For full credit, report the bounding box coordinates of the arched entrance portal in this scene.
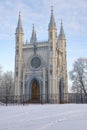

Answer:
[31,79,40,100]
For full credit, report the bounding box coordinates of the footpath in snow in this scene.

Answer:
[0,104,87,130]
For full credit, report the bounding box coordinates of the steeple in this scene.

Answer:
[16,12,23,34]
[30,24,37,44]
[48,6,56,30]
[58,20,65,39]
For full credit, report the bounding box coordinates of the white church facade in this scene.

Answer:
[14,7,68,103]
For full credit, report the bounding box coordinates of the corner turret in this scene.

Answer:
[14,12,24,98]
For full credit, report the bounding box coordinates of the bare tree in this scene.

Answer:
[2,71,14,97]
[0,65,2,72]
[69,58,87,96]
[0,65,3,90]
[0,64,2,79]
[0,68,14,103]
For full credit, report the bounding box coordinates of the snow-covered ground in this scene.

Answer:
[0,104,87,130]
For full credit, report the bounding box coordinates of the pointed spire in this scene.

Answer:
[48,6,56,30]
[60,19,65,35]
[30,24,37,44]
[16,11,23,34]
[58,19,65,39]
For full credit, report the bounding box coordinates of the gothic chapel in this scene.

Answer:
[14,6,68,103]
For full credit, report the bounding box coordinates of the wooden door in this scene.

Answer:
[32,80,40,99]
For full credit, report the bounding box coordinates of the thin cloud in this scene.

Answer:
[0,0,87,40]
[0,0,87,74]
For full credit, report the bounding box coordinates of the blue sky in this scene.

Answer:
[0,0,87,87]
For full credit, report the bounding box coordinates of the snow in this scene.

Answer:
[0,104,87,130]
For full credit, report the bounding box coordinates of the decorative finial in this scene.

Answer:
[19,11,21,16]
[33,24,34,30]
[61,19,63,25]
[51,5,53,12]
